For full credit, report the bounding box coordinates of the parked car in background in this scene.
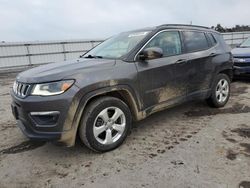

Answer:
[11,24,233,152]
[232,37,250,76]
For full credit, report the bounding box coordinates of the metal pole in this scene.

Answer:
[91,41,95,48]
[62,43,66,61]
[25,44,32,66]
[231,32,233,46]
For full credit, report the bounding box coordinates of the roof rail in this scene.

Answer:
[157,24,210,29]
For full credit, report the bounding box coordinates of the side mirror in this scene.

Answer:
[138,47,163,61]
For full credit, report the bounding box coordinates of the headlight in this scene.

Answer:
[31,80,74,96]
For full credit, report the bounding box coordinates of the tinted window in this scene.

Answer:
[207,33,217,46]
[145,31,182,57]
[183,31,209,52]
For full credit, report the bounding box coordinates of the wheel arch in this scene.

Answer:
[60,85,144,147]
[80,87,142,122]
[218,69,233,81]
[70,85,146,145]
[210,65,233,89]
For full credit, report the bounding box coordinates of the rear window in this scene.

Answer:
[183,31,209,52]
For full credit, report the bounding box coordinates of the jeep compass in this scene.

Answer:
[11,24,233,152]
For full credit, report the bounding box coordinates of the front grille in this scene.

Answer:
[234,56,250,59]
[13,81,31,98]
[234,62,250,67]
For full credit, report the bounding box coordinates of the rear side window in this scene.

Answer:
[183,31,209,53]
[207,33,217,46]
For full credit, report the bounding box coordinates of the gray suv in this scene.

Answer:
[11,24,233,152]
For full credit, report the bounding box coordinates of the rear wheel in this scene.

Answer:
[207,73,230,108]
[78,96,132,152]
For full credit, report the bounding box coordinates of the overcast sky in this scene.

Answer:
[0,0,249,42]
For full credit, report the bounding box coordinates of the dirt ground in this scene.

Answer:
[0,71,249,188]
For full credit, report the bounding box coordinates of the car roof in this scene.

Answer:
[128,24,219,34]
[157,24,219,33]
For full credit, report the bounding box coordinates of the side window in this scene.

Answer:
[207,33,217,47]
[145,31,182,57]
[183,31,209,52]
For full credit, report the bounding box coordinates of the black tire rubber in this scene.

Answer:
[78,96,132,152]
[206,73,231,108]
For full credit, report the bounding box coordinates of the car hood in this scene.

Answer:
[16,58,116,83]
[232,47,250,57]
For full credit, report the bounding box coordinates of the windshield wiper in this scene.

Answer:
[83,54,103,59]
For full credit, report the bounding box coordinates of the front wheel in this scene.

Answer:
[207,73,231,108]
[78,96,132,152]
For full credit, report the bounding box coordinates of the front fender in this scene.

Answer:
[59,84,143,146]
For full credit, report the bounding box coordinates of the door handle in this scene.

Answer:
[175,59,187,64]
[209,53,218,57]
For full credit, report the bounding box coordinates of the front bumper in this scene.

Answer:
[14,119,61,141]
[234,65,250,76]
[10,85,80,144]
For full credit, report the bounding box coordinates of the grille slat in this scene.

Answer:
[23,84,30,96]
[13,81,31,98]
[17,83,21,96]
[19,84,23,96]
[234,62,250,67]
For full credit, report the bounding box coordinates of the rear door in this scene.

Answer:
[181,30,214,96]
[135,30,189,110]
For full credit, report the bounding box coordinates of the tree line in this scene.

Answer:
[211,24,250,33]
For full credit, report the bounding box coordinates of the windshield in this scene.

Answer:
[83,31,150,59]
[240,37,250,47]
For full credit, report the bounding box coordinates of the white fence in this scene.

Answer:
[0,31,250,69]
[223,31,250,47]
[0,39,103,68]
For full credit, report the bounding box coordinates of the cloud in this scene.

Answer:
[0,0,249,42]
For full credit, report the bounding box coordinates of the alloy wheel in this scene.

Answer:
[216,79,229,103]
[93,107,126,145]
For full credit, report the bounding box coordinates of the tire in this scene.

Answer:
[78,96,132,152]
[206,73,231,108]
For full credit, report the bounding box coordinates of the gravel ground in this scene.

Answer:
[0,71,249,188]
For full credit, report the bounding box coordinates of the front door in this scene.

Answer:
[135,30,188,110]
